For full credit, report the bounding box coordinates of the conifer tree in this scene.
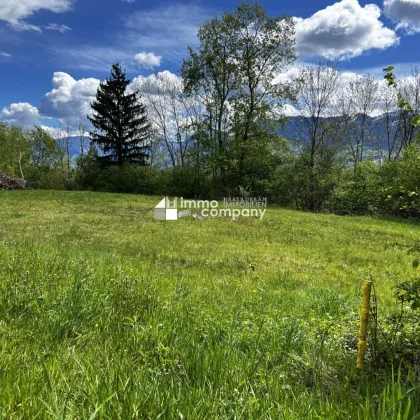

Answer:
[88,63,150,166]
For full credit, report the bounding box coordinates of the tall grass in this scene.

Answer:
[0,191,419,418]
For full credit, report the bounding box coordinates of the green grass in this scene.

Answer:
[0,190,419,418]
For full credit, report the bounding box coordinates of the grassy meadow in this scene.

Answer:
[0,190,419,419]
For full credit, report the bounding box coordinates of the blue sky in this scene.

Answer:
[0,0,419,127]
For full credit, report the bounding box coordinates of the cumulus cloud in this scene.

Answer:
[341,71,363,85]
[273,66,303,85]
[1,102,41,126]
[281,104,302,117]
[277,65,365,86]
[26,71,182,125]
[45,23,71,33]
[39,72,100,119]
[130,71,201,155]
[274,64,383,117]
[295,0,399,60]
[384,0,420,34]
[131,70,181,91]
[134,52,162,69]
[0,0,72,31]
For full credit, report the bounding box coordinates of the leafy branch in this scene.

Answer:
[384,66,420,132]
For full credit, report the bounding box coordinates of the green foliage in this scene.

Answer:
[396,280,420,310]
[0,123,30,178]
[412,114,420,128]
[383,66,396,87]
[25,126,64,189]
[0,123,65,189]
[88,63,151,166]
[74,161,205,198]
[384,65,420,142]
[318,144,420,217]
[331,162,382,215]
[181,1,296,194]
[73,144,101,190]
[380,144,420,217]
[27,126,61,168]
[95,165,158,194]
[397,93,413,112]
[271,145,342,211]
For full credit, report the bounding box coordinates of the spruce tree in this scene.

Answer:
[88,63,150,166]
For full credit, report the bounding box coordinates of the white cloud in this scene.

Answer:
[342,62,420,79]
[39,124,90,138]
[27,70,184,124]
[384,0,420,34]
[52,47,133,72]
[39,72,100,119]
[134,52,162,69]
[341,71,363,85]
[7,21,41,32]
[125,4,210,62]
[282,104,302,117]
[295,0,399,60]
[1,102,41,126]
[130,71,201,154]
[0,52,12,57]
[277,63,420,118]
[274,64,386,117]
[51,4,213,71]
[45,23,71,33]
[273,66,303,85]
[0,0,73,31]
[134,70,187,97]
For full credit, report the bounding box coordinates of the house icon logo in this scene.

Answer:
[153,196,267,221]
[154,197,178,220]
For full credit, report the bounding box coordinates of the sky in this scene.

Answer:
[0,0,419,128]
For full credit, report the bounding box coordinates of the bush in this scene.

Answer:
[324,145,420,218]
[380,145,420,217]
[330,162,382,215]
[26,167,65,190]
[269,149,342,212]
[94,165,157,194]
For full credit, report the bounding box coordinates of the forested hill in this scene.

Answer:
[280,112,419,151]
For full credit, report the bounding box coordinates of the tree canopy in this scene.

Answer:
[88,63,150,166]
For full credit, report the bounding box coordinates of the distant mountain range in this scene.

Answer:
[61,113,419,158]
[280,113,419,151]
